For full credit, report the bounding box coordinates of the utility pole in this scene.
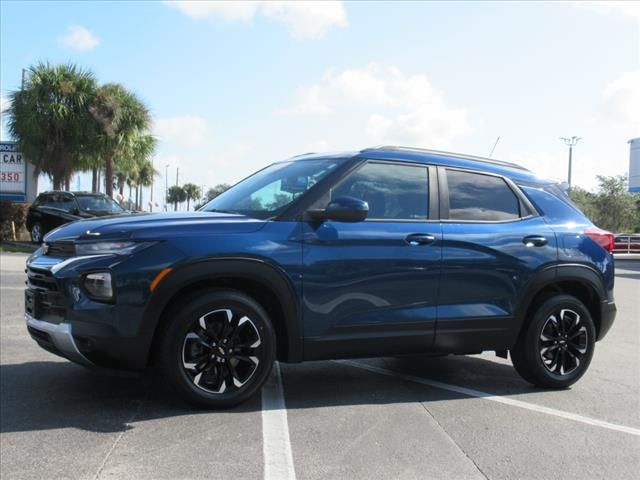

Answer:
[21,68,27,90]
[560,136,582,188]
[165,164,169,211]
[175,167,179,187]
[150,159,154,212]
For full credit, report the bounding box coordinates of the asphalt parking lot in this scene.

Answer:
[1,252,639,480]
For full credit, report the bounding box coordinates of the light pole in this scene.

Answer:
[165,164,169,211]
[560,136,582,188]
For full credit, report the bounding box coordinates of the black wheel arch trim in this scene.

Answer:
[141,256,302,365]
[514,263,609,343]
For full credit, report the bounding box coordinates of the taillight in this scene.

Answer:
[584,227,614,253]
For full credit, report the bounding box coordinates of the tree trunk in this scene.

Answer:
[105,155,114,197]
[65,176,71,192]
[96,169,101,193]
[174,201,177,212]
[92,168,98,192]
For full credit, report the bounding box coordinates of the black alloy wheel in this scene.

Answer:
[159,289,276,408]
[538,308,588,376]
[511,294,596,389]
[182,308,262,394]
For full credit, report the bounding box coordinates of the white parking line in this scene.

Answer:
[262,362,296,480]
[339,360,640,437]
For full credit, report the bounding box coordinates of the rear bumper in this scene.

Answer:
[597,300,617,341]
[26,314,94,366]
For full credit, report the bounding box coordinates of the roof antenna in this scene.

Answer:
[489,136,500,158]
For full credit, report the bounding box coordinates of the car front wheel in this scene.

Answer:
[511,294,596,389]
[30,223,43,243]
[159,289,276,408]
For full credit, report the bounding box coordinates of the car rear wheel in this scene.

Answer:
[159,289,276,408]
[511,294,596,389]
[30,223,43,243]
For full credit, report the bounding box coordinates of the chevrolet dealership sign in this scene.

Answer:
[0,142,31,202]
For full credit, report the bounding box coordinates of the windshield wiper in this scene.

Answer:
[206,209,238,214]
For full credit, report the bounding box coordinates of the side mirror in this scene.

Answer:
[308,196,369,223]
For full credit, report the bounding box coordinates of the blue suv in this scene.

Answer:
[25,146,617,408]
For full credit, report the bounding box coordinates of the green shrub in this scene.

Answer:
[0,201,28,241]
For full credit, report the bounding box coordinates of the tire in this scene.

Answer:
[158,288,276,409]
[31,223,43,243]
[511,294,596,389]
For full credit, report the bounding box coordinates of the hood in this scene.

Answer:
[44,211,267,242]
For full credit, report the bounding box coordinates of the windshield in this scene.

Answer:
[200,159,340,219]
[76,195,125,213]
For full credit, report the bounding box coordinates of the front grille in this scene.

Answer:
[26,267,65,319]
[27,267,58,291]
[45,241,76,258]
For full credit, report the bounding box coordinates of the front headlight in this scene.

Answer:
[75,241,151,256]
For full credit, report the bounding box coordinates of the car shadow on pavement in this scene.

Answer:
[1,355,544,434]
[0,361,258,435]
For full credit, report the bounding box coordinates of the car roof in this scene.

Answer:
[289,146,556,185]
[39,191,109,197]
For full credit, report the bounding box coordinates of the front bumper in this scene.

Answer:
[26,314,93,366]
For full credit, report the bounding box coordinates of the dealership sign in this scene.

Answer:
[0,142,27,202]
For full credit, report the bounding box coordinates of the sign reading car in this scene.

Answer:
[0,142,27,202]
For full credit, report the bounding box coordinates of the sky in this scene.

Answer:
[1,0,639,208]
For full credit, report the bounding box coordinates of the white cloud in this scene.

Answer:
[276,85,331,115]
[278,63,472,149]
[262,1,347,40]
[570,1,640,18]
[164,1,259,22]
[164,0,347,39]
[58,25,100,51]
[154,115,211,147]
[602,70,640,127]
[0,94,10,113]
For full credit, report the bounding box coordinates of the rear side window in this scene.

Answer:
[331,162,429,220]
[446,169,520,221]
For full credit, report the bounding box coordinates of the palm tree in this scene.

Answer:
[167,185,186,211]
[7,62,97,190]
[137,159,157,211]
[89,83,152,197]
[182,183,201,211]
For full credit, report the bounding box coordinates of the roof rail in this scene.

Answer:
[361,145,530,171]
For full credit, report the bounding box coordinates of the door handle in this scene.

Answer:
[406,233,436,246]
[523,235,548,247]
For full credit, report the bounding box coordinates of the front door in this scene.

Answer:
[301,161,441,360]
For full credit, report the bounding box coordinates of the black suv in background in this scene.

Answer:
[26,191,127,243]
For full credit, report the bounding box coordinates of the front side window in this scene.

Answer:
[201,159,340,219]
[328,162,429,220]
[47,194,76,212]
[76,195,125,213]
[446,169,520,221]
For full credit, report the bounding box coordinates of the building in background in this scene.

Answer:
[630,137,640,193]
[0,141,37,203]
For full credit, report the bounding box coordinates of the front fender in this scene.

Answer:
[140,256,302,364]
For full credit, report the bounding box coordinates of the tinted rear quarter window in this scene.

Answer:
[446,169,520,221]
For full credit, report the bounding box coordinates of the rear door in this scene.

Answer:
[437,167,557,353]
[302,160,441,359]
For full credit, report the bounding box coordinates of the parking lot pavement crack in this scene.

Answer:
[419,402,490,480]
[92,395,148,480]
